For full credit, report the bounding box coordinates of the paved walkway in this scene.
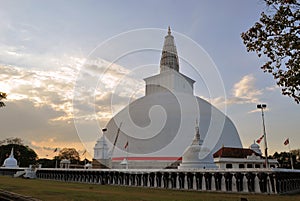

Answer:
[0,189,41,201]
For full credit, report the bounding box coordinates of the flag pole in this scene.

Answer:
[126,141,129,169]
[257,104,268,168]
[54,148,58,168]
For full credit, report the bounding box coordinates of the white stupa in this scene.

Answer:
[3,148,18,168]
[178,120,217,169]
[103,27,242,169]
[93,135,111,167]
[249,141,262,155]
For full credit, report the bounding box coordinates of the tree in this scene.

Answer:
[272,150,300,169]
[0,138,24,146]
[241,0,300,103]
[291,148,300,156]
[0,144,38,167]
[0,92,7,107]
[37,158,56,168]
[58,148,80,164]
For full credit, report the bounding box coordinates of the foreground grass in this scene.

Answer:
[0,176,300,201]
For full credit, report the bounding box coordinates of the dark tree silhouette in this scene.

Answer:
[273,149,300,169]
[58,148,80,164]
[37,158,56,168]
[241,0,300,103]
[0,137,23,146]
[0,92,7,107]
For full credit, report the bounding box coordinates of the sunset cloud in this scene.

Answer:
[0,56,145,158]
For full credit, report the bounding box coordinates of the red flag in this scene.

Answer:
[256,135,264,144]
[284,138,289,146]
[124,141,128,149]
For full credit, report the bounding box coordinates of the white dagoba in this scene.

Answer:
[93,135,111,167]
[120,158,128,169]
[3,148,18,168]
[178,121,217,169]
[249,141,262,155]
[103,27,242,169]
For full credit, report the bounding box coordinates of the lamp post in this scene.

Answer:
[102,128,107,159]
[257,104,268,168]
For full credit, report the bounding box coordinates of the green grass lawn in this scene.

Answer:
[0,176,300,201]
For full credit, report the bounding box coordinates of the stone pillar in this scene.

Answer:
[143,173,148,186]
[186,172,192,190]
[211,174,215,191]
[160,173,164,188]
[194,173,201,190]
[154,172,159,188]
[156,172,162,188]
[220,173,225,192]
[243,173,248,193]
[268,173,275,194]
[254,173,259,193]
[234,173,244,192]
[168,174,172,189]
[202,174,206,190]
[270,176,275,193]
[191,173,196,190]
[182,173,187,189]
[258,172,268,193]
[128,173,131,186]
[232,174,237,192]
[176,173,179,189]
[149,172,155,187]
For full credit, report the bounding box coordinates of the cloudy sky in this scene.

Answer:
[0,0,299,160]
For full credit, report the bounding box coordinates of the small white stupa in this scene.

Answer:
[178,120,217,169]
[249,141,262,155]
[84,163,93,169]
[120,158,128,169]
[3,148,19,168]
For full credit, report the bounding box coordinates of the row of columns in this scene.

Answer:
[0,168,24,176]
[35,169,300,194]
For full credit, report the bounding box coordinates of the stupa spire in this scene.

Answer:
[160,26,179,72]
[9,147,14,158]
[192,118,202,145]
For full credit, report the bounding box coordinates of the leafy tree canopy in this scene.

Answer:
[273,149,300,169]
[241,0,300,103]
[0,92,7,108]
[0,137,23,146]
[58,148,80,164]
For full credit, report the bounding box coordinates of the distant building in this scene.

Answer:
[213,142,278,169]
[60,159,71,169]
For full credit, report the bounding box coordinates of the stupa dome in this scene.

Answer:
[3,148,18,168]
[105,91,242,168]
[249,141,262,155]
[102,27,243,169]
